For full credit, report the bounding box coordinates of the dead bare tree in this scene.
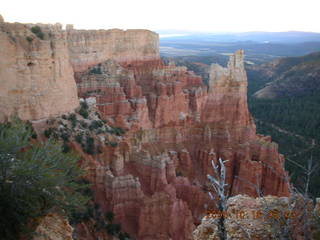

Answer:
[290,155,320,240]
[207,157,229,240]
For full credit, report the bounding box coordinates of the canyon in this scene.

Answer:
[0,16,290,240]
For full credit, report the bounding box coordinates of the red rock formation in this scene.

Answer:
[74,47,290,239]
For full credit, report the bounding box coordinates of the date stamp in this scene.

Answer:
[205,209,298,220]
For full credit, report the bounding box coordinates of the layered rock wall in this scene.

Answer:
[66,28,160,72]
[0,19,159,122]
[0,20,79,121]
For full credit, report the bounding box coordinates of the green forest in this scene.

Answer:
[248,75,320,198]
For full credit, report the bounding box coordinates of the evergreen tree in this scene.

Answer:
[0,119,89,239]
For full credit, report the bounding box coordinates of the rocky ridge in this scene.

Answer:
[0,19,79,121]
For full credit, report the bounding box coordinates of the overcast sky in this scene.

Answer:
[2,0,320,33]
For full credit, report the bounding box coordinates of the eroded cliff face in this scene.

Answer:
[1,17,290,240]
[0,18,159,122]
[74,48,290,239]
[0,20,79,121]
[66,27,160,72]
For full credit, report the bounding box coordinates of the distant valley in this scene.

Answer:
[159,31,320,64]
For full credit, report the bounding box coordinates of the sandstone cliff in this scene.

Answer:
[66,27,159,72]
[0,18,160,122]
[0,19,79,121]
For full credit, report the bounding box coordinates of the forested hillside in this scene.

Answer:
[252,52,320,98]
[247,53,320,197]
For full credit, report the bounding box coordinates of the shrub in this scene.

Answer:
[26,36,33,42]
[79,108,89,119]
[80,101,89,110]
[70,209,90,225]
[62,142,71,153]
[31,132,38,139]
[0,119,89,239]
[68,114,77,128]
[89,67,102,75]
[30,26,44,40]
[119,232,131,240]
[26,121,37,139]
[112,223,121,234]
[75,133,83,144]
[84,136,95,155]
[115,127,125,136]
[109,141,118,147]
[89,120,104,130]
[107,127,125,136]
[60,131,70,142]
[79,120,88,128]
[79,101,89,119]
[105,223,122,236]
[119,233,126,240]
[106,224,115,235]
[96,129,104,135]
[105,211,114,222]
[44,127,54,138]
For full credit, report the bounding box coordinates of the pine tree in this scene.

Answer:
[0,119,89,239]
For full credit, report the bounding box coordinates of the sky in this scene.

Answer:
[1,0,320,33]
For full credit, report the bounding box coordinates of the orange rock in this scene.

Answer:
[75,50,290,239]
